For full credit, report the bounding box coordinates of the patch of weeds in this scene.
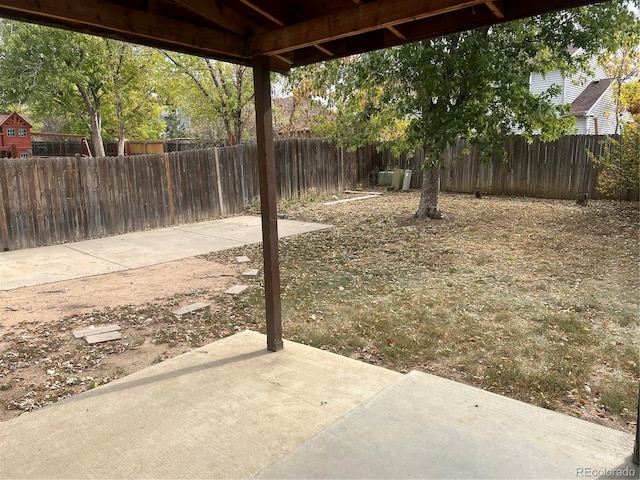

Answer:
[0,382,13,391]
[154,329,179,347]
[534,313,594,347]
[493,310,511,323]
[613,312,638,328]
[601,343,640,377]
[151,354,165,365]
[597,379,638,421]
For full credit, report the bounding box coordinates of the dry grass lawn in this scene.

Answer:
[221,190,639,432]
[1,190,638,434]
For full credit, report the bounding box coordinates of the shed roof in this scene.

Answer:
[0,112,32,128]
[571,78,614,115]
[0,0,609,73]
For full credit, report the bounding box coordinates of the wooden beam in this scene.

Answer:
[484,0,505,19]
[171,0,256,35]
[0,0,245,59]
[250,0,486,56]
[240,0,286,26]
[240,0,334,58]
[351,0,406,40]
[252,55,283,352]
[386,25,407,40]
[290,0,609,68]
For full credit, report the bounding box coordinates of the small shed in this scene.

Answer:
[0,112,32,158]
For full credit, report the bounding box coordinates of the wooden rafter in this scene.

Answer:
[241,0,334,58]
[484,0,505,19]
[239,0,286,26]
[171,0,256,35]
[351,0,406,40]
[250,0,486,56]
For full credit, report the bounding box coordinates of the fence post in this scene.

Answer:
[0,171,9,251]
[163,153,176,225]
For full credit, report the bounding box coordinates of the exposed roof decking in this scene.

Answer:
[0,0,610,72]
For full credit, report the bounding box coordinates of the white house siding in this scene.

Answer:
[564,57,608,105]
[574,117,588,135]
[587,90,620,134]
[530,70,565,103]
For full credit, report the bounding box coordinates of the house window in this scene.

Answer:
[18,128,27,137]
[6,128,15,137]
[20,152,29,159]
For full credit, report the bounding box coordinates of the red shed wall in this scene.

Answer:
[0,112,32,157]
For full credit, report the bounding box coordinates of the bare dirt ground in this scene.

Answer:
[0,257,254,421]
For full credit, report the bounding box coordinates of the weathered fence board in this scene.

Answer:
[383,135,631,201]
[0,136,635,252]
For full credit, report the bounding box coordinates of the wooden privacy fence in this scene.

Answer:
[0,139,381,251]
[381,135,625,200]
[0,135,633,251]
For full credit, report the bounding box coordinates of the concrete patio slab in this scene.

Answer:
[0,244,127,288]
[0,216,331,290]
[256,370,636,479]
[0,331,635,479]
[0,331,401,479]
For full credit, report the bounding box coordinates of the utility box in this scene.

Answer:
[402,170,412,190]
[377,170,393,186]
[391,168,404,189]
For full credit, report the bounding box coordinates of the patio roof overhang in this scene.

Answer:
[0,0,609,74]
[0,0,610,353]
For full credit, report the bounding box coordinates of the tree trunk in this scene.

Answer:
[78,84,106,157]
[117,137,126,156]
[89,111,106,157]
[415,167,443,220]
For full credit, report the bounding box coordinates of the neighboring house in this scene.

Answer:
[529,47,626,135]
[0,112,33,158]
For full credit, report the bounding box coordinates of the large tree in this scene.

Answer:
[103,41,164,155]
[0,21,163,156]
[307,1,639,219]
[160,51,254,143]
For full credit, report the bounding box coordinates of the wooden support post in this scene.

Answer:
[253,55,283,352]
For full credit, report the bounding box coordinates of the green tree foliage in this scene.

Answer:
[591,75,640,200]
[159,52,254,143]
[304,2,639,219]
[598,25,640,134]
[0,21,163,156]
[102,41,164,155]
[591,121,640,199]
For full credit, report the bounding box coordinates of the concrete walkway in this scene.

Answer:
[0,331,635,479]
[0,216,330,290]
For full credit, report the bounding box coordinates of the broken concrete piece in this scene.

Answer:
[225,285,250,295]
[85,331,122,344]
[242,269,259,279]
[235,255,251,263]
[321,194,382,206]
[172,302,210,316]
[73,324,121,339]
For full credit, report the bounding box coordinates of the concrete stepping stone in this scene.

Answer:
[85,331,122,344]
[242,269,259,279]
[73,324,121,339]
[225,285,250,295]
[172,302,210,316]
